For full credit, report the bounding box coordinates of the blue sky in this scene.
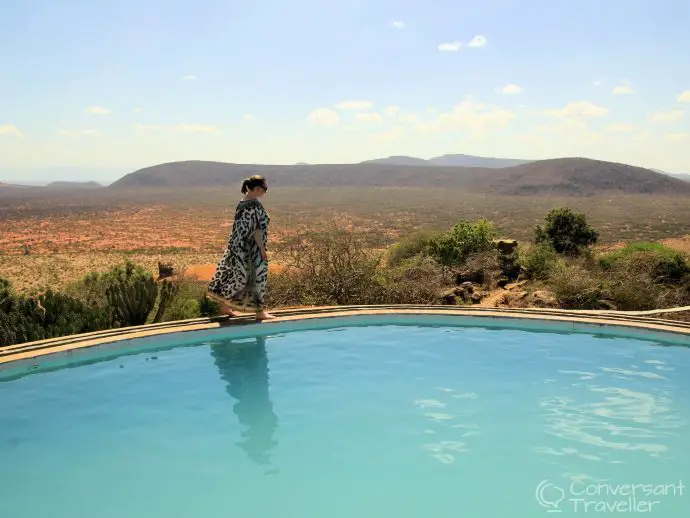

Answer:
[1,0,690,182]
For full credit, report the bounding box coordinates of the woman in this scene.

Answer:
[207,175,275,321]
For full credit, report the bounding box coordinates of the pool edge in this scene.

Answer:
[1,306,688,368]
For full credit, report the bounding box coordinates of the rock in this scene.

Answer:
[441,288,459,305]
[460,282,474,293]
[470,290,489,304]
[529,290,558,308]
[494,239,518,255]
[505,280,528,291]
[456,271,484,285]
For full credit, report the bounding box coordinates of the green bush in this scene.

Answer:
[599,242,690,284]
[534,207,599,255]
[386,229,443,267]
[427,219,498,267]
[0,289,112,347]
[162,278,213,321]
[520,243,559,280]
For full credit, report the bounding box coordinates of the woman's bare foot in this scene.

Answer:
[219,305,240,317]
[206,293,239,317]
[256,309,275,321]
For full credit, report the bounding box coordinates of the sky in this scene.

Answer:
[1,0,690,183]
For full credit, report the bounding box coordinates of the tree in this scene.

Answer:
[428,219,498,267]
[534,207,598,255]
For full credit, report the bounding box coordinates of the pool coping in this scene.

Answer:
[1,305,688,366]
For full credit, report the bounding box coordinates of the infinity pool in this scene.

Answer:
[1,316,689,517]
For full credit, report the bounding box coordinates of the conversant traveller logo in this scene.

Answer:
[535,479,685,513]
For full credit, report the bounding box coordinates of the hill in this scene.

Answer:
[109,157,690,196]
[478,158,690,195]
[670,173,690,182]
[45,181,102,190]
[361,153,532,168]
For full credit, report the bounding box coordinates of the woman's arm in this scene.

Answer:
[253,229,267,260]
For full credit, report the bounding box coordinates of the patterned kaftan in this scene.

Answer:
[208,199,270,310]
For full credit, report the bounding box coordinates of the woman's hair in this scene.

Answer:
[241,175,267,194]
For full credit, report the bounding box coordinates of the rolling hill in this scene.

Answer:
[45,181,103,190]
[361,153,531,168]
[109,157,690,196]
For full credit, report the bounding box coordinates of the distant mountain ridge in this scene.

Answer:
[108,157,690,196]
[361,153,532,168]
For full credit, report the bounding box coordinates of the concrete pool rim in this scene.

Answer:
[1,305,689,377]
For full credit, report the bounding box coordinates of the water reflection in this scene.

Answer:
[210,336,279,466]
[538,363,682,461]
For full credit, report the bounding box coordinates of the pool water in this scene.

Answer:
[1,320,689,517]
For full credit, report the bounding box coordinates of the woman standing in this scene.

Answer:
[207,175,275,321]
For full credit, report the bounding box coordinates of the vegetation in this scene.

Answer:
[427,219,498,267]
[534,207,599,255]
[2,205,690,347]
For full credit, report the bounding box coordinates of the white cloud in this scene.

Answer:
[58,129,99,137]
[372,127,405,142]
[335,100,374,110]
[426,107,437,114]
[497,84,523,95]
[133,108,143,113]
[650,110,685,123]
[391,20,406,29]
[593,80,603,87]
[85,105,111,115]
[612,85,633,95]
[0,123,23,137]
[307,108,340,127]
[419,100,514,136]
[542,101,609,120]
[666,133,690,141]
[135,124,219,133]
[174,124,218,133]
[243,114,254,121]
[183,74,197,81]
[385,105,401,115]
[398,113,419,123]
[606,123,636,133]
[677,90,690,102]
[467,35,487,48]
[438,41,462,52]
[355,112,383,123]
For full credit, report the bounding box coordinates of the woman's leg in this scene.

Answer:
[252,255,274,320]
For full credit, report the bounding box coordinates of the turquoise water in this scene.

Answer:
[1,319,689,517]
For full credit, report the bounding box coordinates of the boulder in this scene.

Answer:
[529,290,558,308]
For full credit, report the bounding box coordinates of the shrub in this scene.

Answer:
[386,229,443,267]
[276,224,383,306]
[266,224,451,307]
[548,261,603,309]
[520,243,559,281]
[162,278,212,321]
[0,289,112,347]
[534,207,599,255]
[427,219,498,267]
[455,249,502,288]
[374,255,449,304]
[599,242,690,284]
